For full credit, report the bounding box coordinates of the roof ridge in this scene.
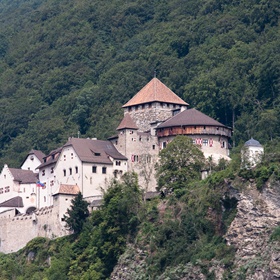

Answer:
[122,78,188,108]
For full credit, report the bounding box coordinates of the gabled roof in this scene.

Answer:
[117,113,138,130]
[54,184,80,196]
[64,138,127,164]
[157,108,227,129]
[21,149,46,167]
[37,147,62,169]
[0,196,23,208]
[9,168,38,184]
[122,78,188,108]
[244,138,263,147]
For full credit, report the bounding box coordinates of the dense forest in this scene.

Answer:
[0,1,280,278]
[0,0,279,167]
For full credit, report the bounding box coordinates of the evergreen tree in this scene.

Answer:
[64,192,89,234]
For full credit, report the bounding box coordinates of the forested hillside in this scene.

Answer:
[0,0,279,168]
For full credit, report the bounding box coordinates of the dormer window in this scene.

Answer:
[94,152,101,156]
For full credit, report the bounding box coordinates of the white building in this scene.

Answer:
[242,138,264,168]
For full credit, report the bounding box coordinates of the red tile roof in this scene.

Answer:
[117,113,138,130]
[122,78,188,107]
[55,184,80,195]
[157,108,228,128]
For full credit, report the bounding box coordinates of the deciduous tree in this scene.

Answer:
[156,136,205,192]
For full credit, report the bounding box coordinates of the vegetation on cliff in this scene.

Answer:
[0,142,280,278]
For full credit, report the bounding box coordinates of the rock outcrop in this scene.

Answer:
[225,183,280,279]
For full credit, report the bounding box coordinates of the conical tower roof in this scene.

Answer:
[157,108,227,128]
[116,113,138,130]
[122,78,188,108]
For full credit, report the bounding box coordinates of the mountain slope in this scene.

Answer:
[0,0,279,167]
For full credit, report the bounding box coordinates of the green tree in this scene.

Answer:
[64,192,89,234]
[156,136,205,192]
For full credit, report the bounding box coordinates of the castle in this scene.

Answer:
[0,78,232,253]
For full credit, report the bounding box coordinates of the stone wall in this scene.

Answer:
[126,103,178,132]
[0,205,69,253]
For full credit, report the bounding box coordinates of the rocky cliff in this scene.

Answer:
[225,182,280,279]
[111,181,280,280]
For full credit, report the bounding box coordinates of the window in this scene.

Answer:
[69,168,72,175]
[51,167,54,174]
[75,166,78,173]
[116,161,121,166]
[162,142,167,148]
[102,167,107,174]
[152,145,155,150]
[203,139,208,146]
[92,166,97,173]
[63,169,66,176]
[94,152,101,156]
[42,170,45,176]
[44,196,46,203]
[0,188,3,194]
[5,186,10,193]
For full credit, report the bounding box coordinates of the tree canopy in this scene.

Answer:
[64,192,89,234]
[156,136,205,192]
[0,0,279,167]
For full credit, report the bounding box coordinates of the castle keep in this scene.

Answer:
[0,77,232,253]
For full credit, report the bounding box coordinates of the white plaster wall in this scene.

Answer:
[246,146,264,167]
[21,155,41,173]
[55,147,83,191]
[158,135,231,163]
[82,162,113,199]
[0,165,20,204]
[38,163,58,208]
[18,183,37,213]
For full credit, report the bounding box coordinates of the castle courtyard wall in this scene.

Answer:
[0,205,69,253]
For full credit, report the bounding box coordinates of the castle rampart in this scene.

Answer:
[0,205,69,253]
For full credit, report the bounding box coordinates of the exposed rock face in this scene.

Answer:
[111,182,280,280]
[225,183,280,279]
[110,244,206,280]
